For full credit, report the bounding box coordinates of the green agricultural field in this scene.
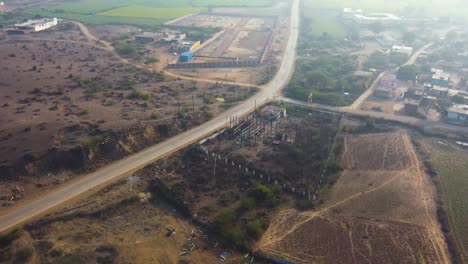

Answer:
[24,0,275,27]
[193,0,275,7]
[428,141,468,260]
[302,8,346,39]
[98,6,204,20]
[26,0,199,27]
[45,0,191,14]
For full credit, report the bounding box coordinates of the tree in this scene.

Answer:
[246,220,264,239]
[389,53,408,65]
[366,51,388,68]
[397,65,418,81]
[368,22,384,34]
[305,71,333,91]
[250,184,273,202]
[445,31,458,42]
[402,31,417,44]
[116,44,137,56]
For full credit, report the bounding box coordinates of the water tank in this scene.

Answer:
[180,52,193,62]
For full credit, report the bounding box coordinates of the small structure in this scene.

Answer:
[14,18,58,32]
[171,40,201,52]
[179,52,193,62]
[429,86,449,98]
[391,45,413,56]
[162,32,186,43]
[351,12,400,25]
[374,86,395,99]
[431,70,451,88]
[377,34,397,47]
[134,32,164,44]
[447,104,468,121]
[260,105,287,121]
[404,99,420,115]
[219,251,232,262]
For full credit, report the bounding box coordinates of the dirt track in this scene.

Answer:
[257,132,450,264]
[71,21,257,88]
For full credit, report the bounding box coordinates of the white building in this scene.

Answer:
[391,45,414,56]
[14,18,58,32]
[342,8,364,19]
[348,12,401,25]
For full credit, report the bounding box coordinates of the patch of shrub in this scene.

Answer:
[241,196,256,210]
[246,219,264,239]
[0,228,21,248]
[250,184,273,202]
[16,246,33,262]
[127,88,151,101]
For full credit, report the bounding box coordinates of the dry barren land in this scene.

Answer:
[257,132,450,264]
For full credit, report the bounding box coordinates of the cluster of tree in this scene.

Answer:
[365,51,408,69]
[286,55,366,106]
[115,43,138,57]
[396,65,418,81]
[213,184,277,244]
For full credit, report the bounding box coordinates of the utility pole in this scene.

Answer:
[202,93,205,113]
[192,94,195,113]
[177,96,180,115]
[213,157,217,177]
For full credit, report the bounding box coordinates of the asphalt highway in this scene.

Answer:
[0,0,300,232]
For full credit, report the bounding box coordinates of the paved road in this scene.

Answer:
[0,0,300,232]
[349,42,434,110]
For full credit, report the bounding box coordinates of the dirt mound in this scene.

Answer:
[257,132,450,264]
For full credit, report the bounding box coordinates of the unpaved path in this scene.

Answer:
[71,21,257,88]
[258,132,450,264]
[0,0,300,232]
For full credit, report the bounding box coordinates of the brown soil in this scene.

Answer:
[20,175,239,264]
[0,24,247,210]
[257,131,451,264]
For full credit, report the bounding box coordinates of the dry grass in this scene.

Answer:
[257,132,450,264]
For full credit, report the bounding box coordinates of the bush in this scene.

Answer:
[397,65,418,81]
[241,196,256,210]
[295,198,314,210]
[214,209,236,229]
[250,184,273,202]
[16,246,33,262]
[116,44,137,56]
[224,225,245,245]
[127,88,151,101]
[246,219,264,239]
[0,228,21,248]
[150,112,158,120]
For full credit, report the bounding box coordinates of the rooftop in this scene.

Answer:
[353,13,400,21]
[392,45,413,52]
[448,104,468,115]
[432,72,451,80]
[431,86,449,92]
[15,18,56,27]
[135,32,164,38]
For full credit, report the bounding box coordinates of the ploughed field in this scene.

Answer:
[257,132,451,264]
